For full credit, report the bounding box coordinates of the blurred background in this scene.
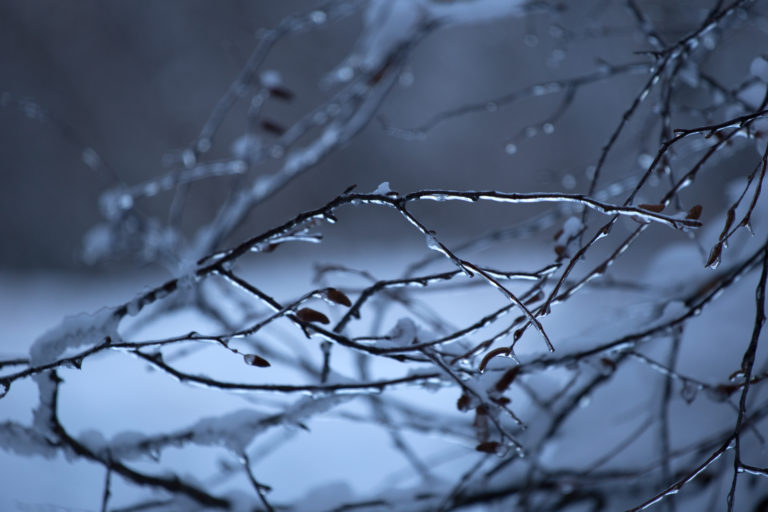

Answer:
[4,1,760,271]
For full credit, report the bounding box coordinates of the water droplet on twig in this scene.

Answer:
[681,380,698,403]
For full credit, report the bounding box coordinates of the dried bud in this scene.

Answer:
[638,203,665,213]
[600,357,616,372]
[268,86,294,101]
[475,441,500,453]
[326,288,352,307]
[686,204,703,220]
[705,243,723,269]
[494,366,520,393]
[261,120,286,135]
[296,307,330,324]
[243,354,271,368]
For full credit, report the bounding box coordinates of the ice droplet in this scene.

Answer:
[706,244,723,270]
[678,177,693,190]
[523,34,539,47]
[637,153,654,169]
[313,111,328,124]
[505,143,518,155]
[309,10,327,24]
[681,381,698,404]
[232,133,262,160]
[561,173,576,190]
[182,149,196,168]
[81,147,101,170]
[608,183,623,196]
[196,137,212,153]
[729,370,745,382]
[398,71,414,88]
[549,24,564,39]
[425,231,442,253]
[336,66,354,82]
[118,193,133,210]
[260,70,283,88]
[547,49,566,68]
[702,34,716,50]
[22,101,43,120]
[148,446,161,462]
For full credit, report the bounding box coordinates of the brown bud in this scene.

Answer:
[326,288,352,307]
[638,203,665,213]
[686,204,703,220]
[457,393,472,412]
[243,354,271,368]
[296,307,330,324]
[261,119,286,135]
[475,441,500,453]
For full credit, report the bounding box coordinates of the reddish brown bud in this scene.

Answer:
[296,308,330,324]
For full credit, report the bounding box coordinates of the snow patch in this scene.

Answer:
[0,422,58,458]
[293,481,354,511]
[189,396,353,453]
[334,0,525,81]
[29,307,120,367]
[372,181,391,195]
